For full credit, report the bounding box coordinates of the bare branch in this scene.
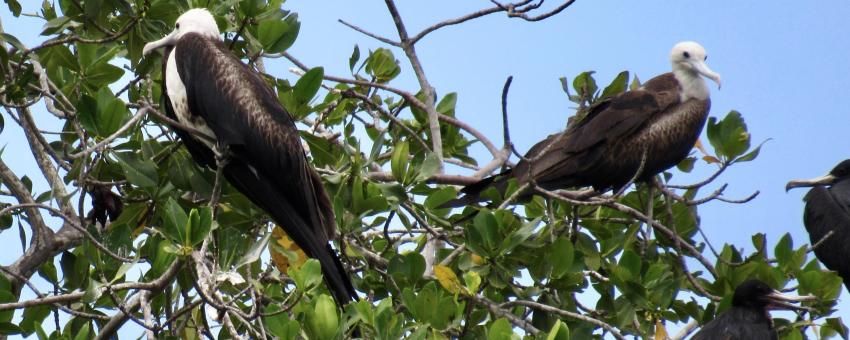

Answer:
[338,19,400,46]
[383,0,444,172]
[501,300,625,339]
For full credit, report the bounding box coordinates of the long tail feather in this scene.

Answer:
[223,163,356,304]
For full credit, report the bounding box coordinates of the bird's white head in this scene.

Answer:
[142,8,220,56]
[669,41,721,100]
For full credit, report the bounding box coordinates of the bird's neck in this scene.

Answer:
[673,68,709,101]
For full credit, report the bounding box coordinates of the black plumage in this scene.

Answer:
[143,9,356,304]
[786,159,850,292]
[692,279,813,340]
[445,41,720,207]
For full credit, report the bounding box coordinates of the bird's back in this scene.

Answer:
[803,180,850,290]
[692,307,777,340]
[174,34,336,243]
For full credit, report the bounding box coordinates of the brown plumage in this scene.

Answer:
[444,42,720,207]
[143,9,355,304]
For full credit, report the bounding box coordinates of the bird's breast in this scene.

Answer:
[166,48,217,148]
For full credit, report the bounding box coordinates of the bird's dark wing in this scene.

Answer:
[171,33,354,302]
[803,182,850,291]
[523,87,677,185]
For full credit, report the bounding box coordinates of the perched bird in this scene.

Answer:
[443,41,721,207]
[692,279,815,340]
[786,159,850,292]
[142,9,356,304]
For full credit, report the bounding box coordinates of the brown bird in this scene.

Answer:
[444,41,721,207]
[142,9,356,304]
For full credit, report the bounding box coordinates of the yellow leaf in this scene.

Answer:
[693,138,708,155]
[702,155,721,164]
[655,320,668,340]
[434,265,466,295]
[470,253,486,265]
[270,226,307,273]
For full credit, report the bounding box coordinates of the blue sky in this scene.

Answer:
[1,0,848,337]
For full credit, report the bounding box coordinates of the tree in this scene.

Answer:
[0,0,845,339]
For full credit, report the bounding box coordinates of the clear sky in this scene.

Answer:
[1,0,848,337]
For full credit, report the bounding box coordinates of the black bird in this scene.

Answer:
[443,42,721,207]
[786,159,850,292]
[692,279,815,340]
[142,9,356,304]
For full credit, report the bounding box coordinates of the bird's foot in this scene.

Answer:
[213,143,231,169]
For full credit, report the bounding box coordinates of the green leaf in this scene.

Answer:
[349,44,360,71]
[600,71,629,100]
[436,92,457,116]
[95,87,129,137]
[415,152,441,182]
[85,63,124,88]
[467,210,499,257]
[82,279,102,303]
[41,16,72,36]
[290,258,322,290]
[501,218,539,255]
[19,305,50,336]
[390,140,410,185]
[265,311,300,339]
[0,322,22,335]
[365,48,401,83]
[257,14,300,53]
[551,236,575,279]
[161,198,189,246]
[72,322,90,340]
[706,110,750,160]
[572,71,597,100]
[189,206,213,246]
[547,320,570,340]
[4,0,21,17]
[488,318,516,340]
[115,153,158,189]
[293,67,323,104]
[774,233,792,267]
[388,252,425,286]
[618,249,642,281]
[0,33,26,51]
[305,294,338,340]
[734,138,771,163]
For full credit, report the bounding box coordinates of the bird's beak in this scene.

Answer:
[763,290,817,312]
[142,30,178,56]
[785,174,837,192]
[693,60,722,89]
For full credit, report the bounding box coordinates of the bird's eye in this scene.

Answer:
[176,23,180,29]
[704,55,708,61]
[682,51,690,59]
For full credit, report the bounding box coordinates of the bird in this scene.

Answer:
[785,159,850,292]
[442,41,721,207]
[86,186,123,229]
[691,279,814,340]
[142,8,356,304]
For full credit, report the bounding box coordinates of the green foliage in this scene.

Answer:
[0,1,841,339]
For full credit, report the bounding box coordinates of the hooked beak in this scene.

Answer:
[763,289,817,312]
[693,60,722,89]
[785,174,837,192]
[142,30,178,56]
